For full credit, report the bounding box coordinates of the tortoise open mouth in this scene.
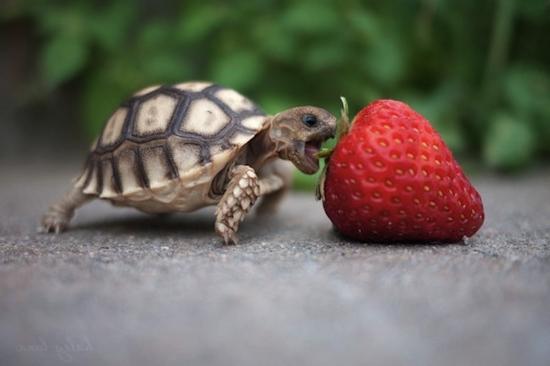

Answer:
[298,137,325,174]
[298,127,336,174]
[304,139,322,168]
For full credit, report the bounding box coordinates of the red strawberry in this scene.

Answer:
[319,99,484,242]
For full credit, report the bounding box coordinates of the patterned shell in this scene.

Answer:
[74,82,267,201]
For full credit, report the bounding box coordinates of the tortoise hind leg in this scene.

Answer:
[255,160,293,216]
[41,185,93,233]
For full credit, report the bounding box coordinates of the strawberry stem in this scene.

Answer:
[315,96,351,159]
[315,96,351,200]
[337,96,351,139]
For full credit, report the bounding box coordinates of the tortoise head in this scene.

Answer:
[269,106,337,174]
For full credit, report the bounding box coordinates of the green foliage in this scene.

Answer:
[41,33,88,87]
[3,0,550,186]
[483,112,535,171]
[502,65,550,153]
[210,50,263,90]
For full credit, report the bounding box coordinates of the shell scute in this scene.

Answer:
[179,99,230,136]
[100,108,127,147]
[140,144,177,188]
[214,89,256,113]
[174,81,212,93]
[133,85,161,97]
[134,94,178,137]
[167,137,202,178]
[99,159,118,198]
[116,148,142,195]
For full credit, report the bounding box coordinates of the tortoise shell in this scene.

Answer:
[74,82,267,211]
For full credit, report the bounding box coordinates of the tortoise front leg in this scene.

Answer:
[215,165,259,245]
[41,185,92,233]
[215,165,285,245]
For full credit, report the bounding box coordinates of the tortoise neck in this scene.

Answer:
[246,118,279,169]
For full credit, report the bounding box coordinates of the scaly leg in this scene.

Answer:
[41,185,92,233]
[255,175,287,216]
[215,165,285,245]
[255,160,293,216]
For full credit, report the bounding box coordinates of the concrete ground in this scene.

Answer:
[0,162,549,366]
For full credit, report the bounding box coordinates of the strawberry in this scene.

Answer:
[319,99,484,242]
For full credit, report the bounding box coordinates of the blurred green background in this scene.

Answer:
[1,0,549,188]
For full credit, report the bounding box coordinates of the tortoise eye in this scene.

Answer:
[302,114,317,127]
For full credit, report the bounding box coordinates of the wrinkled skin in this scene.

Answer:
[268,106,337,174]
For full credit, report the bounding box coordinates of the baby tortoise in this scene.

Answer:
[41,82,336,244]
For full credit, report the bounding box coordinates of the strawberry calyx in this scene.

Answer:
[315,96,352,201]
[316,97,352,159]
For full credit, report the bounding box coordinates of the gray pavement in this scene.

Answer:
[1,162,549,366]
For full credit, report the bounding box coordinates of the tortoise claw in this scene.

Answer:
[223,232,239,245]
[40,210,69,234]
[216,222,239,245]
